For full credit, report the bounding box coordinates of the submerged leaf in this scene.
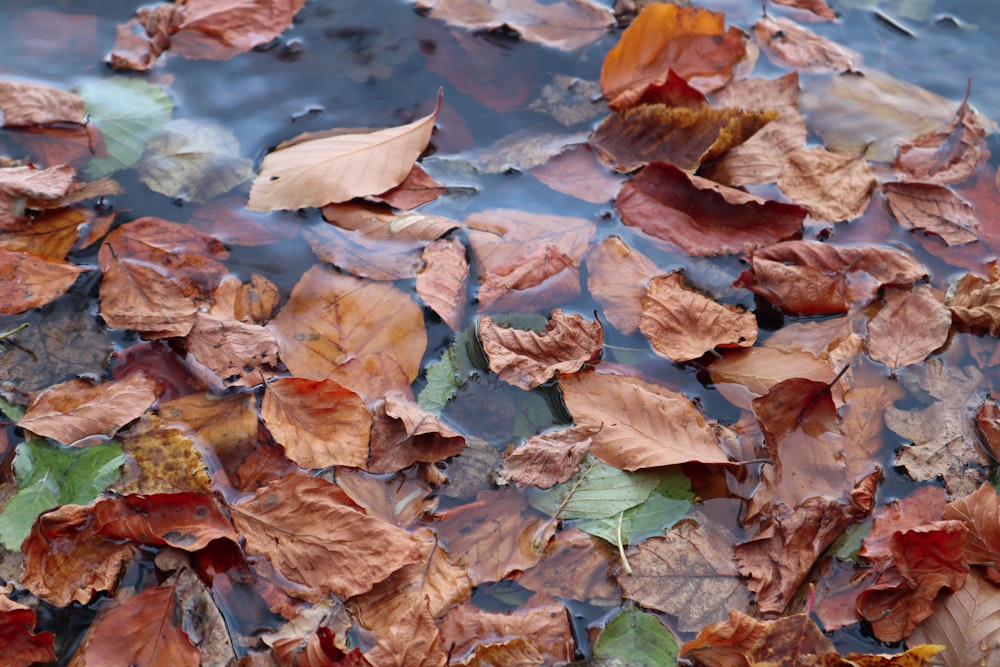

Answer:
[591,608,679,667]
[529,455,659,520]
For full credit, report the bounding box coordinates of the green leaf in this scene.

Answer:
[0,438,124,550]
[829,516,873,561]
[529,455,659,520]
[418,347,459,414]
[137,119,254,202]
[0,395,25,420]
[577,470,693,546]
[592,607,679,667]
[78,77,174,177]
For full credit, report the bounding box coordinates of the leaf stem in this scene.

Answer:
[0,323,28,341]
[616,511,632,575]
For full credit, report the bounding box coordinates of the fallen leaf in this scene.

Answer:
[170,0,309,60]
[415,0,614,51]
[585,236,662,335]
[708,346,836,410]
[515,527,619,603]
[622,164,806,256]
[471,128,589,174]
[639,271,757,362]
[943,482,1000,583]
[948,266,1000,335]
[866,286,951,369]
[498,425,597,489]
[187,198,300,246]
[247,93,440,211]
[479,310,603,390]
[116,413,213,495]
[559,371,730,470]
[600,3,749,108]
[772,0,837,21]
[336,468,437,529]
[370,163,446,209]
[591,607,679,667]
[476,243,581,313]
[466,208,594,275]
[367,393,465,473]
[137,118,253,202]
[72,576,201,666]
[754,15,863,74]
[89,493,237,551]
[0,206,89,261]
[680,611,835,665]
[0,248,85,314]
[530,144,624,203]
[777,147,875,222]
[0,80,85,126]
[268,264,427,401]
[0,595,56,667]
[883,182,979,246]
[230,474,424,599]
[529,454,660,521]
[861,485,949,565]
[702,73,808,187]
[619,521,749,632]
[416,237,468,331]
[0,163,76,230]
[527,75,606,127]
[182,312,278,389]
[357,591,447,667]
[736,240,927,315]
[590,104,775,172]
[907,569,1000,667]
[261,378,372,469]
[17,373,157,445]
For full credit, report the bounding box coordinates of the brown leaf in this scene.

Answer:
[0,595,56,667]
[754,15,863,74]
[590,104,776,173]
[947,266,1000,335]
[0,206,89,261]
[943,482,1000,583]
[231,474,424,599]
[416,237,468,331]
[0,248,85,314]
[639,271,757,362]
[559,371,729,470]
[336,468,436,529]
[90,493,238,551]
[466,208,594,277]
[497,425,597,489]
[702,73,807,187]
[777,147,875,222]
[367,393,465,473]
[736,240,928,315]
[370,163,446,209]
[182,312,278,389]
[268,264,427,401]
[601,3,749,108]
[976,395,1000,461]
[618,521,749,632]
[358,591,447,667]
[861,485,949,565]
[247,93,439,211]
[883,182,979,246]
[681,611,836,666]
[771,0,837,21]
[866,286,951,369]
[117,414,213,496]
[433,489,552,586]
[585,236,662,334]
[476,243,581,313]
[17,373,157,445]
[261,378,372,469]
[708,346,836,410]
[0,164,76,230]
[615,162,806,256]
[515,527,619,603]
[0,80,85,126]
[416,0,613,51]
[479,310,603,390]
[529,144,624,204]
[907,569,1000,667]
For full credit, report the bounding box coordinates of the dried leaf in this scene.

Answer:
[0,248,85,314]
[771,0,836,21]
[466,208,594,276]
[261,378,372,469]
[948,267,1000,335]
[601,3,749,108]
[416,237,468,331]
[367,393,465,473]
[530,144,624,203]
[371,163,446,209]
[616,162,806,256]
[0,595,56,666]
[639,271,757,362]
[680,611,835,666]
[883,182,979,246]
[0,79,85,126]
[117,413,213,495]
[247,92,439,211]
[17,373,157,445]
[866,286,951,369]
[976,396,1000,461]
[358,591,447,667]
[498,425,597,489]
[754,15,863,73]
[183,312,278,389]
[908,569,1000,667]
[230,474,424,599]
[943,483,1000,582]
[480,310,603,389]
[777,147,875,222]
[559,371,729,470]
[708,347,836,410]
[586,236,662,335]
[516,527,619,603]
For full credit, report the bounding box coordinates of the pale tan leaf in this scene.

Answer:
[908,570,1000,667]
[357,591,447,667]
[883,182,980,246]
[466,208,594,275]
[497,425,598,489]
[476,244,581,314]
[182,312,278,389]
[416,237,468,331]
[559,371,729,470]
[754,15,863,74]
[777,147,875,222]
[585,236,662,335]
[0,80,86,126]
[639,271,757,362]
[479,310,603,390]
[367,393,465,473]
[708,347,835,410]
[866,286,951,369]
[948,268,1000,335]
[247,93,440,211]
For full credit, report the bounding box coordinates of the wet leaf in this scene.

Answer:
[908,569,1000,667]
[530,144,624,204]
[618,521,749,632]
[559,371,730,470]
[418,347,460,414]
[182,312,278,389]
[772,0,837,21]
[639,271,757,362]
[416,236,468,331]
[268,264,427,401]
[943,482,1000,582]
[615,162,806,256]
[576,471,694,548]
[0,79,85,126]
[948,266,1000,335]
[357,591,446,667]
[529,454,659,521]
[866,286,951,369]
[515,527,619,603]
[367,392,465,473]
[708,346,836,410]
[261,378,371,469]
[479,310,603,390]
[600,3,749,108]
[498,424,597,489]
[169,0,309,60]
[137,119,253,202]
[0,438,123,550]
[777,147,876,222]
[883,182,979,246]
[371,163,447,209]
[0,594,56,667]
[591,607,679,667]
[77,77,173,177]
[0,248,85,314]
[0,206,89,261]
[247,93,440,211]
[680,611,835,665]
[754,15,863,74]
[231,474,424,599]
[586,236,662,335]
[17,373,157,445]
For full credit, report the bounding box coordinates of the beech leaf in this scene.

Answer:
[247,92,440,211]
[883,182,980,246]
[416,236,468,331]
[576,472,694,548]
[585,236,662,335]
[776,147,876,223]
[0,595,56,666]
[754,15,863,74]
[948,267,1000,335]
[498,425,597,489]
[866,286,952,369]
[0,248,85,314]
[528,454,659,521]
[908,569,1000,667]
[591,608,679,667]
[0,79,85,126]
[943,482,1000,581]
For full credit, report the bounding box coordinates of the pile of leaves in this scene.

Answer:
[0,0,999,665]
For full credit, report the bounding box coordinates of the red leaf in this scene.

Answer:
[0,595,56,666]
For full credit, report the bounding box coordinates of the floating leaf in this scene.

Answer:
[866,286,951,369]
[0,248,85,314]
[754,15,863,74]
[591,608,679,667]
[883,182,980,246]
[418,347,460,414]
[498,425,597,490]
[908,569,1000,667]
[776,147,876,223]
[577,471,694,547]
[416,236,468,331]
[0,79,85,127]
[0,595,56,666]
[529,455,659,521]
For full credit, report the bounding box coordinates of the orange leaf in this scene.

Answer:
[172,0,308,60]
[0,248,85,314]
[182,312,278,389]
[943,482,1000,582]
[947,267,1000,335]
[601,3,748,109]
[0,206,89,261]
[681,611,835,665]
[529,144,624,204]
[708,346,836,410]
[777,147,876,223]
[0,79,85,126]
[585,236,661,335]
[498,425,597,489]
[358,591,447,667]
[559,370,730,470]
[416,236,468,331]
